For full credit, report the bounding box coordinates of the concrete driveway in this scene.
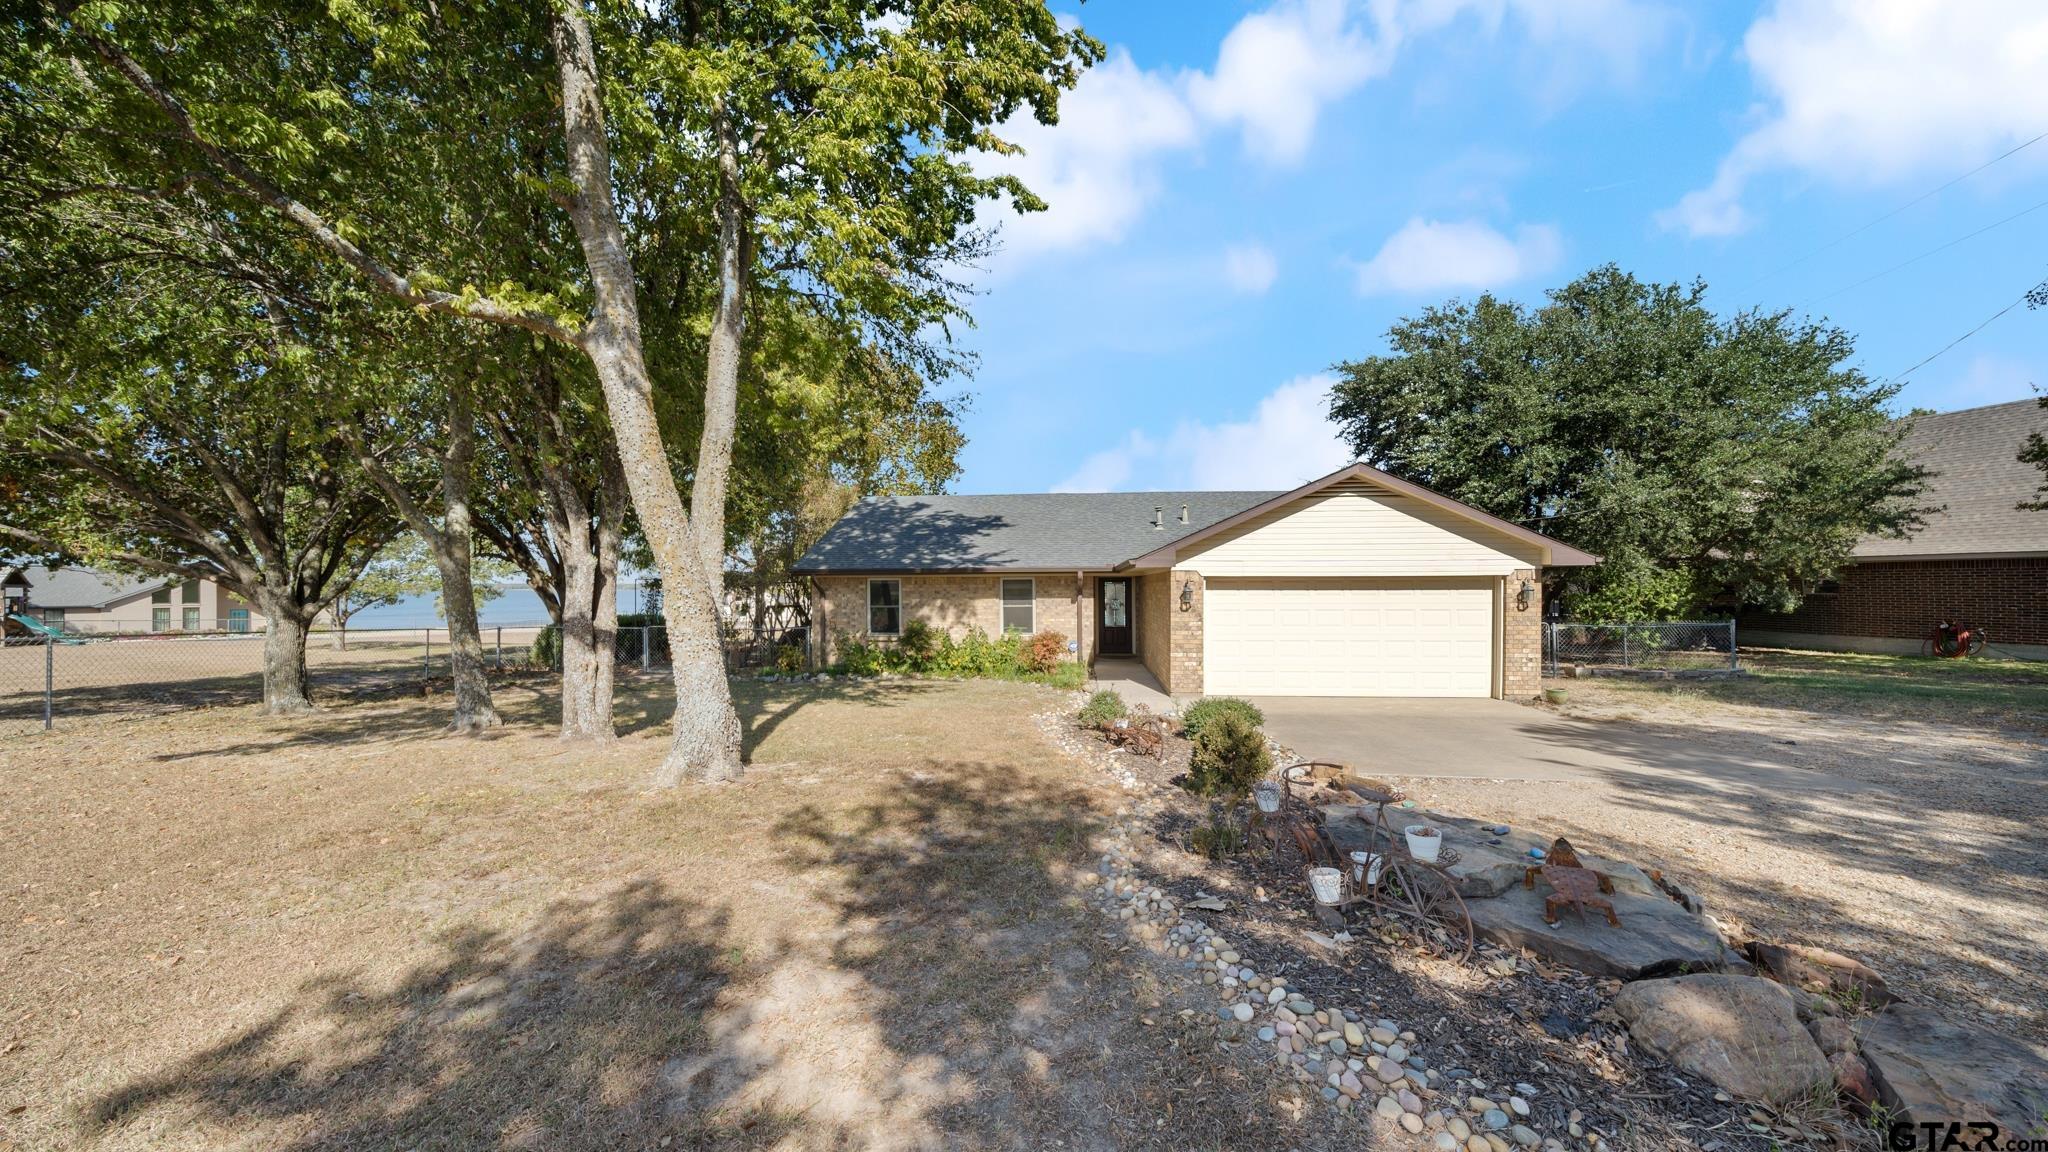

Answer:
[1249,696,1876,793]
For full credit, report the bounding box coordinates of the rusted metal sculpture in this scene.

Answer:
[1278,762,1473,962]
[1526,864,1620,927]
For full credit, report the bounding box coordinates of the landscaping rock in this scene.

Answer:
[1466,881,1735,979]
[1746,941,1897,1007]
[1856,1004,2048,1135]
[1611,974,1831,1104]
[1321,807,1656,899]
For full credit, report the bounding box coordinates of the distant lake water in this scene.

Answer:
[345,582,659,630]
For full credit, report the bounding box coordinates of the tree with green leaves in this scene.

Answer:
[0,227,397,710]
[1328,265,1931,618]
[2019,283,2048,512]
[14,1,1097,783]
[328,537,441,650]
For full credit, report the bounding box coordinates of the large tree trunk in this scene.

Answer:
[257,590,314,714]
[556,518,614,741]
[352,378,500,733]
[552,10,741,784]
[434,378,501,734]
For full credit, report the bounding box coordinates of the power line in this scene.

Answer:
[1797,193,2048,309]
[1735,129,2048,295]
[1889,284,2039,382]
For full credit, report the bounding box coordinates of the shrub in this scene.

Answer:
[1022,629,1067,674]
[1179,696,1264,740]
[531,622,561,670]
[836,632,885,677]
[1078,689,1127,727]
[896,619,938,670]
[1190,816,1243,859]
[1185,712,1272,803]
[773,642,805,675]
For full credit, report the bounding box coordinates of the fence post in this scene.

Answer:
[1621,627,1630,668]
[1728,620,1738,672]
[423,627,431,678]
[44,633,54,731]
[641,624,651,669]
[496,626,503,669]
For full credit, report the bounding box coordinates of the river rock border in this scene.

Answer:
[1077,808,1613,1152]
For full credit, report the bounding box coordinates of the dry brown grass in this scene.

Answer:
[1,676,1352,1152]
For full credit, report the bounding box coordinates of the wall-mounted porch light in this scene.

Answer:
[1179,580,1194,612]
[1515,579,1534,612]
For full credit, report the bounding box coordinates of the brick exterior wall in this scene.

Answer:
[1736,557,2048,648]
[1136,572,1170,689]
[1502,568,1543,699]
[809,572,1093,667]
[1164,569,1205,695]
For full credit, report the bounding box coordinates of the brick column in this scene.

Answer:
[1167,569,1204,696]
[1502,568,1543,699]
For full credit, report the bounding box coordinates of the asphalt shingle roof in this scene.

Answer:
[1859,399,2048,558]
[12,565,170,608]
[794,491,1280,572]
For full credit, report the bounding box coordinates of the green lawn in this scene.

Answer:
[1578,647,2048,730]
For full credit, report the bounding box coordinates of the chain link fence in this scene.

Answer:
[1,624,550,735]
[1543,620,1739,676]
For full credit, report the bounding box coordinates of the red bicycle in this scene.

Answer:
[1921,618,1988,659]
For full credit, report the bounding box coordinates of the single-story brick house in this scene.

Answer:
[794,463,1597,699]
[1737,398,2048,660]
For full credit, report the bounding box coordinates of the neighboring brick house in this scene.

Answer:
[1738,399,2048,660]
[794,464,1596,701]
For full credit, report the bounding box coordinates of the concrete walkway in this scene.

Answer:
[1250,696,1882,794]
[1088,658,1174,712]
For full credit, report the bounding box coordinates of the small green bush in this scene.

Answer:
[1078,689,1127,727]
[1185,712,1272,803]
[773,642,805,675]
[1190,817,1243,859]
[896,619,938,670]
[1179,696,1264,740]
[836,632,885,676]
[531,622,562,669]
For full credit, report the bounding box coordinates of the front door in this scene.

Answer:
[1098,577,1133,656]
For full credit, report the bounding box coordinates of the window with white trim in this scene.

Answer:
[867,579,901,635]
[1000,578,1034,634]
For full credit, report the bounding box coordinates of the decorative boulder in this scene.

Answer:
[1612,974,1832,1104]
[1745,941,1896,1007]
[1856,1005,2048,1135]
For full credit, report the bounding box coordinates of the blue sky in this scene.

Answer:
[948,0,2048,495]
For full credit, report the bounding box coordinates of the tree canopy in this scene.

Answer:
[1328,265,1931,618]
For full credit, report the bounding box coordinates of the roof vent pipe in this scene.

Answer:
[1180,503,1189,524]
[1153,506,1163,529]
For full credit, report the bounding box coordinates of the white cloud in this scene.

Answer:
[1185,0,1390,166]
[1223,242,1280,294]
[1661,0,2048,237]
[1352,217,1562,294]
[983,0,1671,258]
[974,49,1199,254]
[1054,375,1354,492]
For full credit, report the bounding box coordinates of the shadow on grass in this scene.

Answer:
[86,879,802,1151]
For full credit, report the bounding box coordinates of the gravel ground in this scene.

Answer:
[1393,679,2048,1045]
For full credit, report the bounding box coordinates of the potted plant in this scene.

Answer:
[1543,687,1568,705]
[1404,823,1443,863]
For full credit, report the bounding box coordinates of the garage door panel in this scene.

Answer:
[1203,580,1493,697]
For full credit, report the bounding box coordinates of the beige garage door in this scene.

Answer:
[1202,579,1495,697]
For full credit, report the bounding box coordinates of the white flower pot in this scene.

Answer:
[1349,850,1384,887]
[1308,866,1345,905]
[1404,825,1442,864]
